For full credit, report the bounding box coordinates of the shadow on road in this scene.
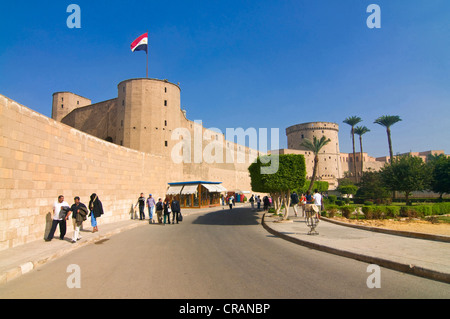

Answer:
[191,206,261,226]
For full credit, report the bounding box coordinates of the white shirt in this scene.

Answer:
[313,193,322,206]
[53,200,70,220]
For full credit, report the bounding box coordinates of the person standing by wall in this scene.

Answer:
[163,198,171,224]
[147,194,156,224]
[171,198,181,224]
[155,198,163,224]
[89,193,103,232]
[45,195,70,241]
[135,193,146,220]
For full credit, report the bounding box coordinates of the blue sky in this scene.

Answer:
[1,0,449,157]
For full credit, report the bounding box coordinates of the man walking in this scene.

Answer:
[291,191,300,217]
[147,194,156,223]
[67,196,88,243]
[313,189,322,219]
[155,198,164,224]
[135,193,146,220]
[249,195,255,211]
[45,195,70,241]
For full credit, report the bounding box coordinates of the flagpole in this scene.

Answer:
[146,30,149,78]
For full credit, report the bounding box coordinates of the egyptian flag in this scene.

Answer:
[130,33,148,53]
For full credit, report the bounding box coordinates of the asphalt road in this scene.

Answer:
[0,206,449,299]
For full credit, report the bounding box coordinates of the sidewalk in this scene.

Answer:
[0,204,226,285]
[262,213,450,284]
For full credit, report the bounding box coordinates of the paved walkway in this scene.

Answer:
[262,213,450,284]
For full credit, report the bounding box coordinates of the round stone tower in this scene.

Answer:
[286,122,342,186]
[117,78,181,156]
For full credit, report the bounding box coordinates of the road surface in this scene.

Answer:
[0,206,449,299]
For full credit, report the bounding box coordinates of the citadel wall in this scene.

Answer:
[0,93,254,251]
[61,98,119,144]
[52,92,91,122]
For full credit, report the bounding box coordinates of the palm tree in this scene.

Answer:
[343,116,362,181]
[354,126,370,178]
[374,115,402,164]
[301,135,331,193]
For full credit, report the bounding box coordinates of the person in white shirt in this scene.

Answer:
[313,189,322,218]
[45,195,70,241]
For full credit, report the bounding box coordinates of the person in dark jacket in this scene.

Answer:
[263,196,270,211]
[67,196,87,243]
[163,198,171,224]
[291,191,300,217]
[155,198,163,224]
[135,193,146,220]
[171,198,181,224]
[89,193,103,233]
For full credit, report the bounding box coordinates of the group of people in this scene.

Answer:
[291,189,323,218]
[135,193,181,225]
[223,195,235,209]
[247,189,323,218]
[45,193,104,244]
[249,195,271,211]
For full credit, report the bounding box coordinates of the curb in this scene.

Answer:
[261,213,450,284]
[0,222,146,286]
[320,216,450,243]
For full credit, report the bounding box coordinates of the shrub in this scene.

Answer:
[432,202,450,215]
[362,206,373,219]
[364,201,374,206]
[415,205,433,217]
[325,204,339,218]
[385,206,400,218]
[328,195,337,204]
[400,206,421,218]
[335,200,344,206]
[341,205,356,219]
[372,206,386,219]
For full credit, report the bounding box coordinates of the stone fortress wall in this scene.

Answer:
[0,86,256,251]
